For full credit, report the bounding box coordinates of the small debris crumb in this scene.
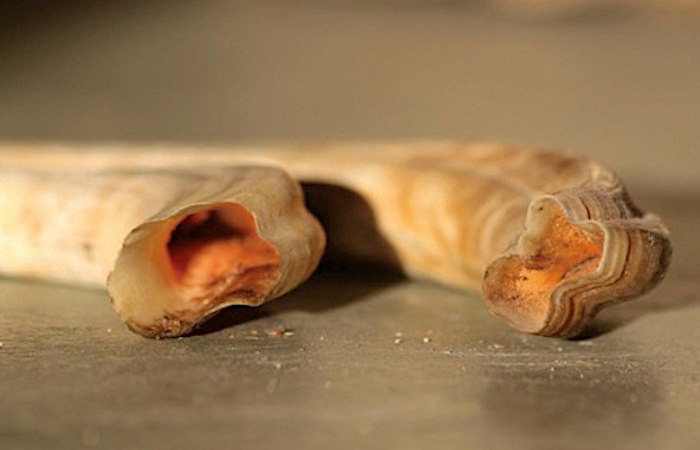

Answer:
[578,340,594,346]
[422,337,431,343]
[324,380,333,389]
[394,338,403,345]
[266,327,284,338]
[557,346,563,352]
[262,327,295,338]
[106,328,112,333]
[394,332,403,338]
[273,361,282,370]
[319,336,325,341]
[250,329,260,336]
[491,343,505,349]
[0,342,4,348]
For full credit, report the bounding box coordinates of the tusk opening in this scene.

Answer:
[109,200,288,339]
[165,204,281,306]
[483,200,604,335]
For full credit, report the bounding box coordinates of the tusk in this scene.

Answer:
[0,166,324,338]
[0,141,671,337]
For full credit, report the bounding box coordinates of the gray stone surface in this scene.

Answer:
[1,2,699,449]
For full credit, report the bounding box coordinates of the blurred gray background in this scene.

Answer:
[0,0,698,189]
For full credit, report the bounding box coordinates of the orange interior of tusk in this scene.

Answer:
[484,205,604,333]
[166,204,281,303]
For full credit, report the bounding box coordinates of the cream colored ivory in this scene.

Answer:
[0,141,671,337]
[0,167,324,337]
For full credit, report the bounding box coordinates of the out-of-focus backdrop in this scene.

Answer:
[0,0,699,189]
[1,2,699,450]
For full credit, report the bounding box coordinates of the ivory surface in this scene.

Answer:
[0,141,671,337]
[0,166,324,337]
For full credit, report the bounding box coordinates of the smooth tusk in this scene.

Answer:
[0,141,671,337]
[0,166,325,338]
